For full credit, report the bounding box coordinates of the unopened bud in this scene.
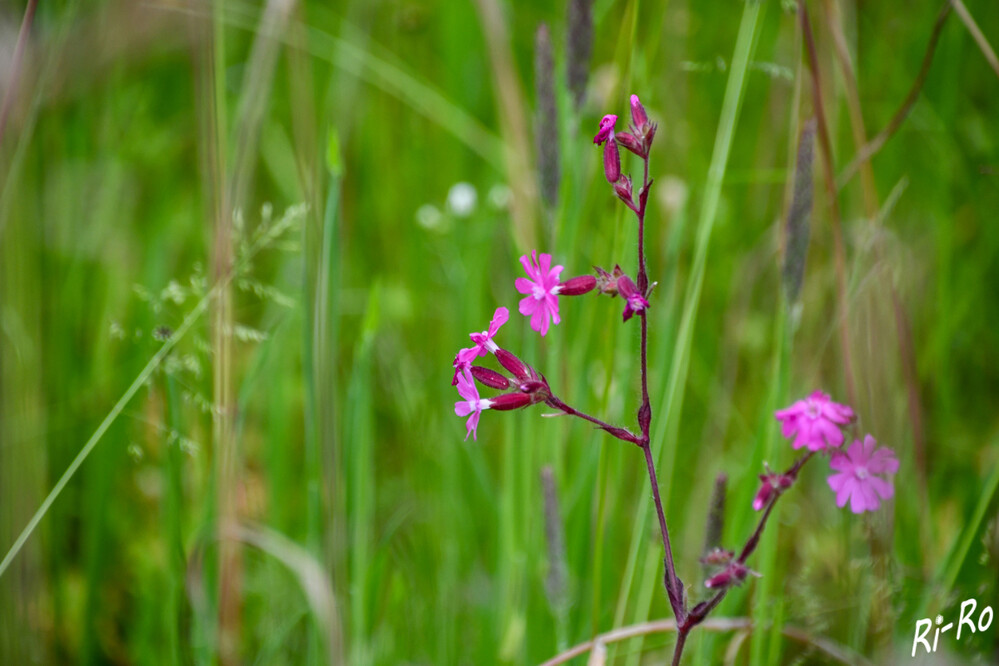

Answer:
[630,94,648,129]
[603,140,620,183]
[752,477,775,511]
[704,562,753,590]
[615,132,645,158]
[470,366,510,390]
[558,275,596,296]
[614,176,638,212]
[495,349,532,381]
[489,392,534,411]
[644,122,657,150]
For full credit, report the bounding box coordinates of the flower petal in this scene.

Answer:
[489,307,509,335]
[515,277,536,295]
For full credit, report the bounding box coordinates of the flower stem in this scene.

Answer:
[547,395,641,445]
[634,149,684,620]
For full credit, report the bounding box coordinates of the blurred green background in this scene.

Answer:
[1,0,998,663]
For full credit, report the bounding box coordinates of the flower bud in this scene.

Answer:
[630,94,648,129]
[704,562,753,590]
[489,392,534,411]
[470,366,510,390]
[615,132,645,158]
[495,349,532,381]
[644,122,657,150]
[752,477,775,511]
[603,139,621,183]
[614,176,638,212]
[558,275,596,296]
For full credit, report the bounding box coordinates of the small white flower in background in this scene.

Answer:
[487,183,511,210]
[446,182,477,217]
[415,204,443,230]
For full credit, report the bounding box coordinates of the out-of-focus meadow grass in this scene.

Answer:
[1,0,998,663]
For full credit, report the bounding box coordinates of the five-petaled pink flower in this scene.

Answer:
[827,435,899,513]
[452,307,509,384]
[515,250,563,336]
[775,391,855,451]
[454,368,492,441]
[593,114,617,145]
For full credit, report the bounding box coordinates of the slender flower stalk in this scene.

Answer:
[449,93,898,665]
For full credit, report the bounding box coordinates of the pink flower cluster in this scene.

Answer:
[767,391,899,514]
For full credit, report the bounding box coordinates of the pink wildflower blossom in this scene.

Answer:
[452,307,508,384]
[775,391,855,451]
[515,250,563,336]
[593,114,617,145]
[454,368,493,441]
[827,435,899,514]
[617,274,649,322]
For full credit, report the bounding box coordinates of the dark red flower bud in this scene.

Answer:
[495,349,531,381]
[520,379,548,400]
[752,477,775,511]
[470,366,510,390]
[603,139,620,183]
[489,392,534,411]
[558,275,596,296]
[615,132,645,158]
[704,562,753,590]
[644,122,657,149]
[614,176,638,212]
[630,94,648,130]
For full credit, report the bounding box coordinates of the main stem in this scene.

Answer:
[635,152,683,620]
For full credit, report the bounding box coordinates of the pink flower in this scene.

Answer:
[452,307,509,384]
[515,250,563,336]
[593,114,617,145]
[454,368,493,441]
[617,274,649,322]
[775,391,855,451]
[827,435,898,514]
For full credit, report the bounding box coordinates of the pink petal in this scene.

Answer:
[488,307,509,335]
[465,410,480,441]
[827,471,848,493]
[829,453,852,473]
[854,483,879,513]
[537,252,551,276]
[845,439,865,463]
[836,477,857,508]
[519,253,537,280]
[867,476,894,501]
[532,306,548,336]
[780,417,799,439]
[519,295,538,317]
[849,481,872,513]
[868,448,899,475]
[546,264,564,289]
[515,277,536,295]
[817,418,844,449]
